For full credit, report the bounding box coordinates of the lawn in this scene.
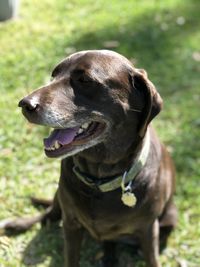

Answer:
[0,0,199,266]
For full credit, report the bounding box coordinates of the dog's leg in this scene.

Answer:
[140,219,161,267]
[159,200,177,250]
[102,241,118,267]
[0,191,61,234]
[63,222,83,267]
[40,191,61,226]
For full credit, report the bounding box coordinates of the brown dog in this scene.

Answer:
[2,50,177,267]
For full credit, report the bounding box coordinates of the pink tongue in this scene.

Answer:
[43,127,79,148]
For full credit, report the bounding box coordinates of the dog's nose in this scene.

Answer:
[18,96,39,112]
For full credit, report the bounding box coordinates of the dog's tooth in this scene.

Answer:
[82,123,89,129]
[54,141,61,149]
[78,128,84,134]
[45,147,51,151]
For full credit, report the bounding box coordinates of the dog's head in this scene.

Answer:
[19,50,162,158]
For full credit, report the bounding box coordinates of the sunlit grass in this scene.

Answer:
[0,0,199,266]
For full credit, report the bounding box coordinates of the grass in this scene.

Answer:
[0,0,199,266]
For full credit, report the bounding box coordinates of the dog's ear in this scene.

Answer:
[130,69,163,137]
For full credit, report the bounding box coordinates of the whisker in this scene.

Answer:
[56,121,64,128]
[130,108,142,113]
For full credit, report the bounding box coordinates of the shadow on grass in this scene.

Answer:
[20,1,199,266]
[22,225,63,267]
[22,224,144,267]
[52,0,200,95]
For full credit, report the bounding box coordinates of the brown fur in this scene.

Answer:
[2,50,177,267]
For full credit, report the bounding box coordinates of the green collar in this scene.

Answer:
[73,130,150,193]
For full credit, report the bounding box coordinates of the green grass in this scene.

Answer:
[0,0,200,266]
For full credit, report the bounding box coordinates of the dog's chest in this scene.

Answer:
[60,183,144,240]
[59,159,163,241]
[78,196,139,240]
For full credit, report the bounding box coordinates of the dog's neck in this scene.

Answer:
[72,131,147,179]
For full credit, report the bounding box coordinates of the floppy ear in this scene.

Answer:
[131,69,163,137]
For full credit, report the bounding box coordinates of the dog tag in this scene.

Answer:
[121,191,136,207]
[121,171,137,208]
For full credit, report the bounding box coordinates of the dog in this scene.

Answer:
[2,50,177,267]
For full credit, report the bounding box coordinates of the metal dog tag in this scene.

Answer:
[121,171,137,208]
[121,191,136,207]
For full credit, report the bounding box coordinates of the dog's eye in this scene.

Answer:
[77,74,93,83]
[71,69,93,84]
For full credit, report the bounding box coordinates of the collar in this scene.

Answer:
[73,129,150,193]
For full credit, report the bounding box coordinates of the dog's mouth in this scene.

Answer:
[43,121,106,158]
